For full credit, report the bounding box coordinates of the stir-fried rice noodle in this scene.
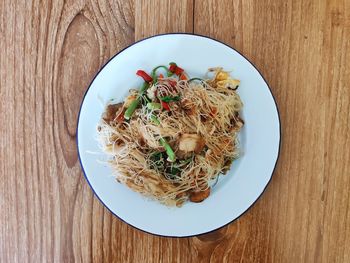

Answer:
[98,67,243,206]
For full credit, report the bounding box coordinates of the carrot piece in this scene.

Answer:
[180,74,187,80]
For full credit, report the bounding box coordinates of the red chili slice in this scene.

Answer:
[161,101,170,111]
[180,74,187,80]
[168,80,177,87]
[169,64,177,73]
[136,70,153,82]
[174,66,184,75]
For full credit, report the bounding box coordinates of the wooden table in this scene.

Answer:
[1,0,349,262]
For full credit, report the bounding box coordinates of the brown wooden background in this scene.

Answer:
[1,0,349,262]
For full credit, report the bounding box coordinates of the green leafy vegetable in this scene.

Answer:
[165,166,181,179]
[159,95,181,103]
[169,166,181,175]
[150,152,165,170]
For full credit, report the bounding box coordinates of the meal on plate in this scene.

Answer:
[97,63,244,206]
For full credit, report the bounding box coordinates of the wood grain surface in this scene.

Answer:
[1,0,349,262]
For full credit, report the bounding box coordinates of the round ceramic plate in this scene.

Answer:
[77,33,281,237]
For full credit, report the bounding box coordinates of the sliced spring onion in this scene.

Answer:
[124,83,150,120]
[150,115,160,125]
[159,138,176,162]
[151,65,171,82]
[124,98,140,120]
[147,102,161,110]
[143,95,151,103]
[139,82,150,94]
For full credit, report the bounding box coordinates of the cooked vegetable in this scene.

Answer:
[159,138,176,162]
[161,101,170,111]
[124,94,137,108]
[147,102,161,110]
[136,70,153,82]
[159,95,181,103]
[124,82,149,119]
[167,79,177,87]
[150,152,165,170]
[169,62,177,73]
[167,166,181,177]
[124,98,140,120]
[151,65,171,82]
[169,62,184,76]
[150,115,160,125]
[139,82,150,94]
[180,74,188,80]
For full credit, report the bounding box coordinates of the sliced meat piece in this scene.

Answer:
[189,188,211,203]
[178,134,205,154]
[102,103,123,123]
[176,150,193,160]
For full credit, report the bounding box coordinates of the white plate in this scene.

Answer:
[77,34,281,237]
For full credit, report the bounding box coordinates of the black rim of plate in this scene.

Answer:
[76,33,282,238]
